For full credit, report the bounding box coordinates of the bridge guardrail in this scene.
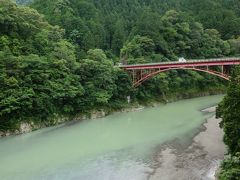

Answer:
[118,57,240,68]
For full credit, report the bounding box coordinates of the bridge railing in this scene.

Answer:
[118,57,240,68]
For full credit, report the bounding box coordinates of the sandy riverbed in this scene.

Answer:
[148,107,226,180]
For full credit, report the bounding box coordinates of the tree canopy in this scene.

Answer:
[29,0,240,58]
[217,66,240,179]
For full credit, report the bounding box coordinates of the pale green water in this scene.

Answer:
[0,95,223,180]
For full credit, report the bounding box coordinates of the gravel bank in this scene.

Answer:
[148,107,226,180]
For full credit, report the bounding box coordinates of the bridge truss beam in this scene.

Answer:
[130,65,231,87]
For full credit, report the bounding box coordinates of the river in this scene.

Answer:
[0,95,225,180]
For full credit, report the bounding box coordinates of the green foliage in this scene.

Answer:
[217,66,240,154]
[75,49,116,110]
[0,1,119,131]
[31,0,105,58]
[30,0,239,57]
[228,37,240,56]
[218,154,240,180]
[217,67,240,179]
[121,35,155,63]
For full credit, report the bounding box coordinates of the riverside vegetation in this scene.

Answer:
[0,0,239,130]
[217,67,240,180]
[1,0,240,179]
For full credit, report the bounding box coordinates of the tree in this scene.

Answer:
[217,66,240,154]
[112,19,126,55]
[75,49,116,110]
[228,37,240,55]
[120,35,155,63]
[217,66,240,180]
[0,0,85,130]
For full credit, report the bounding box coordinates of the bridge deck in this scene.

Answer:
[119,57,240,70]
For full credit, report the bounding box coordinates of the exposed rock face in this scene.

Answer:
[0,131,11,137]
[0,131,4,137]
[90,110,106,119]
[0,110,109,138]
[19,123,33,134]
[121,106,144,112]
[73,114,87,121]
[53,116,69,124]
[0,106,146,138]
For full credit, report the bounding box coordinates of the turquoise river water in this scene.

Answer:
[0,95,223,180]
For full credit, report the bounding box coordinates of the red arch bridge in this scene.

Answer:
[118,57,240,87]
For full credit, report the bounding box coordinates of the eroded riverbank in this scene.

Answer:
[0,91,225,138]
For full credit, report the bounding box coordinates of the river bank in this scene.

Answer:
[148,107,226,180]
[0,90,225,138]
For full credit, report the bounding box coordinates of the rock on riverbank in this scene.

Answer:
[0,105,145,138]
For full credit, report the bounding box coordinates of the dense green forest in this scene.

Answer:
[29,0,240,58]
[217,67,240,179]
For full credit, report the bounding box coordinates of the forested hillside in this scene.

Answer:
[19,0,240,41]
[0,0,239,133]
[0,0,133,131]
[30,0,240,58]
